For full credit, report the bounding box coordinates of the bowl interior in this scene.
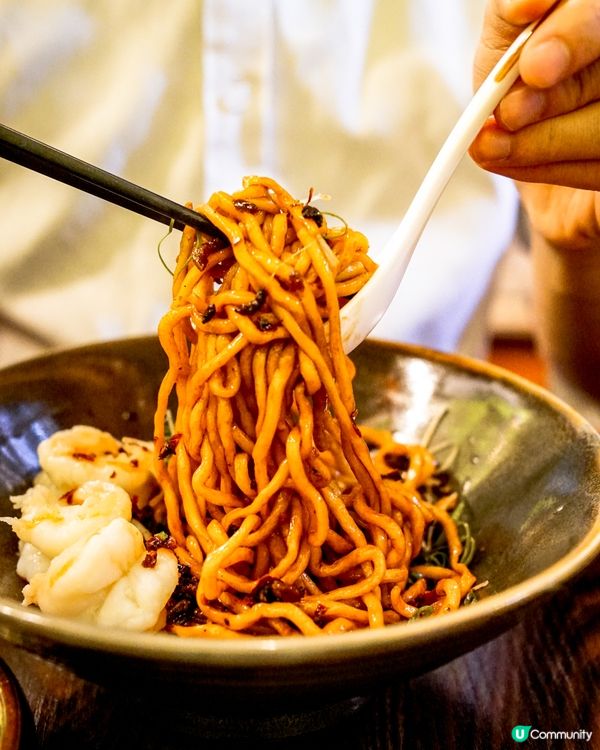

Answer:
[351,341,600,594]
[0,336,599,700]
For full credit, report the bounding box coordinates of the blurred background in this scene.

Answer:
[0,0,589,422]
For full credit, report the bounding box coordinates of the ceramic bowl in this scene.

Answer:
[0,336,599,718]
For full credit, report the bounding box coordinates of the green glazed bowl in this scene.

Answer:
[0,336,599,717]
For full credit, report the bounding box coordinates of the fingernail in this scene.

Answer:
[523,38,571,88]
[474,129,512,161]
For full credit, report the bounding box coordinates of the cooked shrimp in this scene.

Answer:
[3,426,179,632]
[23,517,146,618]
[37,425,157,505]
[16,541,50,581]
[96,548,179,631]
[5,480,132,559]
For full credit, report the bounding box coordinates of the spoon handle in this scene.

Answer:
[340,2,563,353]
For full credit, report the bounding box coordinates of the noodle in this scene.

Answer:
[153,176,476,636]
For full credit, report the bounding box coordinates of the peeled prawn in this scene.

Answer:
[24,517,144,617]
[37,425,157,505]
[23,518,178,630]
[5,480,132,559]
[96,548,179,631]
[16,541,50,581]
[3,426,180,632]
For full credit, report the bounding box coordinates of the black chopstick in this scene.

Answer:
[0,123,225,239]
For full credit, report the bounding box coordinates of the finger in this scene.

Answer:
[469,113,600,190]
[519,0,600,88]
[497,58,600,129]
[474,2,525,89]
[470,159,600,191]
[471,102,600,165]
[473,0,556,89]
[499,0,558,25]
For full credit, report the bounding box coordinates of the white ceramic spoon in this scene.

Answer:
[340,6,560,353]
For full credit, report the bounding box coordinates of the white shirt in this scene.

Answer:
[0,0,517,365]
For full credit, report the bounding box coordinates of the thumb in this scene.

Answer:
[519,0,600,88]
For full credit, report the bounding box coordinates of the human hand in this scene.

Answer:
[469,0,600,249]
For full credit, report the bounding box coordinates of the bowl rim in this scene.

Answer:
[0,338,599,666]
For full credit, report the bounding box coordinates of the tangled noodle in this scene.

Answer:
[153,176,476,637]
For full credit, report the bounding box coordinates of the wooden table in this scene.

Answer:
[2,338,598,749]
